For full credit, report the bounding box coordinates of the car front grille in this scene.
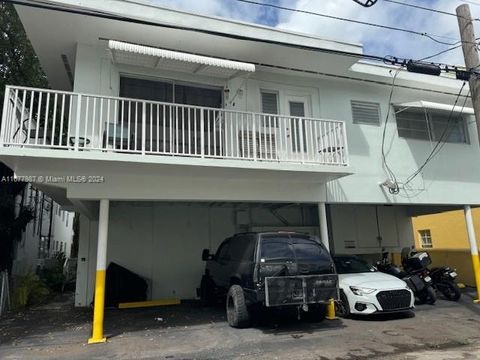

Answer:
[376,290,411,311]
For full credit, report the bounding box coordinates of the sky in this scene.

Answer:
[146,0,480,66]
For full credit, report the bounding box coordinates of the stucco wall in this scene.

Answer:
[74,202,413,307]
[72,42,480,206]
[412,208,480,250]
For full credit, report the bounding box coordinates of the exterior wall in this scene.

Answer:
[411,209,480,287]
[75,202,319,306]
[412,209,480,250]
[72,42,480,206]
[74,201,409,307]
[12,184,75,275]
[329,204,414,260]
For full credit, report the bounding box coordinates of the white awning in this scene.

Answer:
[108,40,255,78]
[394,101,474,115]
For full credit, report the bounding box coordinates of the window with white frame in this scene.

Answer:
[260,91,279,128]
[418,229,433,248]
[395,108,469,144]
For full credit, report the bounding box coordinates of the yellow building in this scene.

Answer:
[412,208,480,286]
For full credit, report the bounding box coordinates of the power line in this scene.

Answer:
[384,0,479,20]
[6,0,472,98]
[7,0,469,74]
[418,44,463,61]
[403,83,469,186]
[233,0,468,46]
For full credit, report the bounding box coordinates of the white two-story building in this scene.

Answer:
[1,0,480,342]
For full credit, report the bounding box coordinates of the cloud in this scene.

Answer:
[149,0,480,66]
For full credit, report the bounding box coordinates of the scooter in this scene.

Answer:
[376,250,436,305]
[429,266,461,301]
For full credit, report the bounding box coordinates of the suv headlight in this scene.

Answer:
[350,286,376,296]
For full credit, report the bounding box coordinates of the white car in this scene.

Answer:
[333,255,415,317]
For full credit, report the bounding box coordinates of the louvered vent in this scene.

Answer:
[351,100,381,125]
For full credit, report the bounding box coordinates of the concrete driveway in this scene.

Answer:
[1,291,480,360]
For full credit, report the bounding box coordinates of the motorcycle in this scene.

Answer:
[429,266,461,301]
[376,250,436,305]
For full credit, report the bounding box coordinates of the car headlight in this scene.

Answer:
[349,286,376,296]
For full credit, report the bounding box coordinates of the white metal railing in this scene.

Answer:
[0,86,349,166]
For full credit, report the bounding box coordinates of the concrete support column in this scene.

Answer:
[318,202,330,250]
[88,199,110,344]
[464,205,480,303]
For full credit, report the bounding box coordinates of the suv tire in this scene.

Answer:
[200,275,215,306]
[226,285,250,328]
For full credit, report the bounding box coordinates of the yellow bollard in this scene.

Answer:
[326,298,337,320]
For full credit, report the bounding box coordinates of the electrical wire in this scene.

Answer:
[384,0,479,20]
[418,44,463,61]
[402,83,469,186]
[7,0,473,75]
[381,68,402,195]
[234,0,470,46]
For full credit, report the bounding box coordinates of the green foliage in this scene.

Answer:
[13,271,49,308]
[0,2,48,272]
[39,252,66,291]
[0,2,48,110]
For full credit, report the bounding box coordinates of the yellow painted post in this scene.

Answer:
[326,298,337,320]
[464,205,480,303]
[88,199,110,344]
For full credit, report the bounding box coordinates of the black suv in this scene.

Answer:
[198,232,338,328]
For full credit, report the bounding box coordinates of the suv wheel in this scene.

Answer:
[226,285,250,328]
[200,275,215,306]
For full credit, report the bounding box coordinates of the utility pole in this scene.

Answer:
[457,4,480,303]
[457,4,480,142]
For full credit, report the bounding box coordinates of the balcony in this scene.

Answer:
[0,86,349,167]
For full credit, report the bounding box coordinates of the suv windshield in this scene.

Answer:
[333,256,376,274]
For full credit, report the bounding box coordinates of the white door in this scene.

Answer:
[284,95,312,161]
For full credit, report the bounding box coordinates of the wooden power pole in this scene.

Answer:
[457,4,480,303]
[457,4,480,142]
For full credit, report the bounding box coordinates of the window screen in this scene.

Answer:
[261,92,279,114]
[120,77,173,102]
[351,100,381,125]
[395,108,468,143]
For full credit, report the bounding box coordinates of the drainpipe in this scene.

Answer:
[88,199,110,344]
[464,205,480,303]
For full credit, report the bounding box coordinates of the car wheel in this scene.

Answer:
[335,290,350,318]
[200,275,215,306]
[226,285,250,328]
[303,304,327,322]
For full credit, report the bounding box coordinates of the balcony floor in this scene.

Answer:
[0,146,353,204]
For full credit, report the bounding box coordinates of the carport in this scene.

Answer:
[79,201,331,343]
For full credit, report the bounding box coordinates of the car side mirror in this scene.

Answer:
[202,249,213,261]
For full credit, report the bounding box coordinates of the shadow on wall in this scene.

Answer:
[401,138,480,184]
[425,249,476,287]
